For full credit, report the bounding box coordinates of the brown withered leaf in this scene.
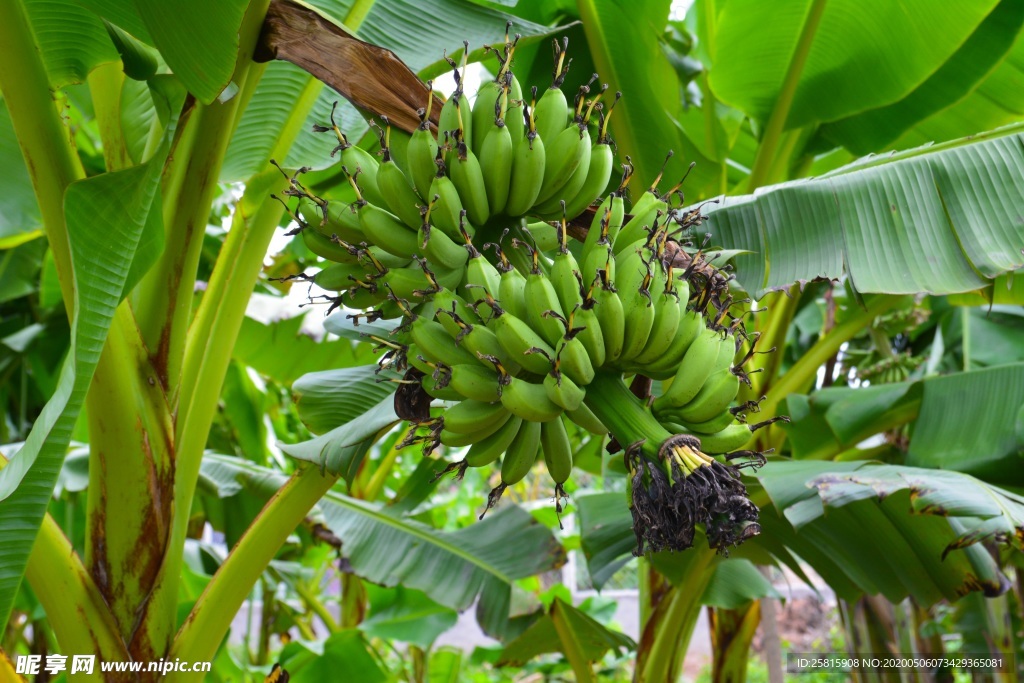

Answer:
[255,0,443,134]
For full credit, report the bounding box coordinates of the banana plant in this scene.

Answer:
[2,0,1024,682]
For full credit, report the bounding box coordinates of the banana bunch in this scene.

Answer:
[280,32,780,554]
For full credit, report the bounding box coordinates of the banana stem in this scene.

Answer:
[583,372,672,462]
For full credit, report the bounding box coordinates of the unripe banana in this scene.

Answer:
[543,371,584,411]
[676,369,740,424]
[466,415,523,467]
[534,38,571,145]
[298,198,364,244]
[505,72,525,150]
[534,84,569,146]
[418,223,468,271]
[301,229,359,264]
[506,90,547,217]
[446,132,490,226]
[440,404,509,446]
[653,327,722,411]
[358,202,419,259]
[500,376,562,422]
[338,142,385,208]
[463,243,501,315]
[408,105,440,199]
[555,336,595,386]
[540,416,573,485]
[377,127,424,229]
[617,250,661,363]
[614,199,667,256]
[535,124,590,207]
[480,120,513,216]
[593,269,625,364]
[566,402,607,435]
[428,156,468,239]
[632,275,689,367]
[432,288,480,328]
[497,259,528,321]
[441,312,522,375]
[524,220,558,252]
[471,78,503,155]
[563,140,614,218]
[550,218,583,314]
[487,302,556,376]
[447,364,503,403]
[501,419,541,485]
[639,308,705,379]
[524,249,565,346]
[573,299,606,370]
[313,262,370,291]
[676,409,737,436]
[410,316,481,367]
[690,423,752,455]
[443,399,510,434]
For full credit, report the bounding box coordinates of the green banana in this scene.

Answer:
[486,300,556,376]
[540,416,573,486]
[377,126,423,229]
[443,399,510,434]
[691,422,752,455]
[501,376,561,422]
[298,198,364,244]
[534,38,570,146]
[555,336,595,386]
[566,401,607,435]
[501,419,541,485]
[543,370,584,411]
[313,262,370,291]
[446,364,503,403]
[446,131,490,226]
[632,273,689,366]
[428,154,468,239]
[524,246,565,346]
[535,123,590,208]
[358,201,419,259]
[550,217,583,314]
[496,254,528,321]
[465,415,522,467]
[409,316,481,367]
[301,228,359,264]
[676,369,740,424]
[653,327,722,411]
[639,308,705,379]
[505,89,547,217]
[593,268,625,364]
[524,219,558,252]
[480,112,513,216]
[408,96,440,199]
[418,222,468,271]
[677,409,737,436]
[440,405,509,446]
[563,96,619,217]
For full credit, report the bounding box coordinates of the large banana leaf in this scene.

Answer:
[783,363,1024,482]
[574,0,720,196]
[23,0,118,88]
[575,461,1010,607]
[701,124,1024,297]
[819,0,1024,155]
[0,93,178,624]
[199,453,566,639]
[708,0,999,129]
[895,19,1024,151]
[0,100,42,248]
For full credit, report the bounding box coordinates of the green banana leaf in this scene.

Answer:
[783,362,1024,482]
[198,452,566,639]
[819,0,1024,155]
[0,86,180,626]
[0,99,42,248]
[701,125,1024,297]
[708,0,999,130]
[291,364,398,435]
[576,460,1011,607]
[496,596,635,669]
